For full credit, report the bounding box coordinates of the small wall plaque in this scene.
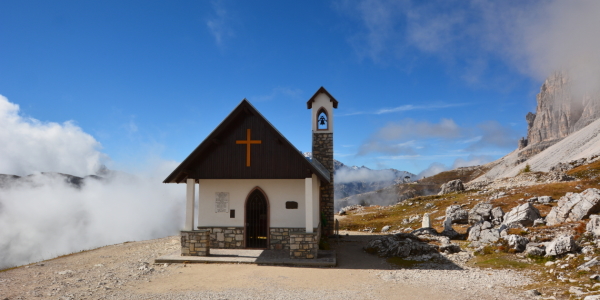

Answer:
[285,201,298,209]
[215,192,229,213]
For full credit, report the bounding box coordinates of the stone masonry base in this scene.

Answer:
[289,230,320,259]
[197,227,244,249]
[181,230,210,256]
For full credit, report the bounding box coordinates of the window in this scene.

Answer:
[317,108,328,130]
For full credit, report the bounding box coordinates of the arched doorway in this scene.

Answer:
[245,188,269,248]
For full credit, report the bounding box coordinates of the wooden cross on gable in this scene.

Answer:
[236,128,261,167]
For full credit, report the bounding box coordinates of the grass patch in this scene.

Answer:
[387,257,426,268]
[470,254,530,269]
[568,160,600,179]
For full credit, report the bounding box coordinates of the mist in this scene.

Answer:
[336,167,398,183]
[0,95,185,269]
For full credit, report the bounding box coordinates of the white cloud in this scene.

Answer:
[206,0,235,46]
[335,167,397,183]
[340,102,468,116]
[0,95,185,269]
[338,0,600,91]
[358,118,518,156]
[0,95,104,177]
[251,87,303,102]
[417,154,494,178]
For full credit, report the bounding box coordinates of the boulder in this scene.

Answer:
[381,225,391,233]
[577,257,600,271]
[524,243,546,256]
[438,179,465,195]
[587,215,600,238]
[439,243,462,254]
[446,205,469,224]
[546,188,600,226]
[538,196,553,204]
[545,235,578,257]
[491,207,504,225]
[364,233,439,258]
[468,203,493,225]
[505,234,529,252]
[502,203,541,227]
[467,221,500,244]
[584,296,600,300]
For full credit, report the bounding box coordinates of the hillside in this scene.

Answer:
[336,165,488,211]
[338,157,600,298]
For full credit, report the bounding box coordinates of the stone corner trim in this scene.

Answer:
[181,230,210,256]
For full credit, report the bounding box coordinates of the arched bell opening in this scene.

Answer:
[317,107,329,130]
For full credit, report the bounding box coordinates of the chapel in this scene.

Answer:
[163,87,338,259]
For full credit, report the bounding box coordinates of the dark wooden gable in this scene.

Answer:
[164,99,329,183]
[306,86,339,109]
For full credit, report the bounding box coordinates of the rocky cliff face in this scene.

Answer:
[519,71,600,160]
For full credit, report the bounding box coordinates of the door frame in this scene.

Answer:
[243,186,270,249]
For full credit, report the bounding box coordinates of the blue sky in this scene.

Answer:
[1,0,597,177]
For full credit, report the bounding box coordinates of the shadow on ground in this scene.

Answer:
[331,233,463,270]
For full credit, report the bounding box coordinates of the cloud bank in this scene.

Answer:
[337,0,600,94]
[0,96,104,177]
[0,95,185,269]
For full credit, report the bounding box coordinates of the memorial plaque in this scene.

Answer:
[215,192,229,213]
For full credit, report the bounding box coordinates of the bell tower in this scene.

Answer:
[307,87,338,236]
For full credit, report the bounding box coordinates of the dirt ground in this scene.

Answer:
[0,231,535,300]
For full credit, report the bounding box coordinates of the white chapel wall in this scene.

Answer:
[197,179,308,228]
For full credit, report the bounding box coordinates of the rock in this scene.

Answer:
[491,207,504,224]
[469,203,494,225]
[505,234,529,252]
[364,233,439,258]
[590,274,600,280]
[410,227,439,237]
[524,243,546,257]
[538,196,553,204]
[438,179,465,195]
[546,188,600,226]
[439,243,462,254]
[587,215,600,238]
[381,225,391,233]
[422,213,431,228]
[502,203,541,227]
[533,218,546,227]
[446,205,469,224]
[468,221,500,244]
[524,289,542,297]
[569,286,586,296]
[584,295,600,300]
[57,270,75,275]
[578,257,600,271]
[443,216,453,231]
[545,235,578,257]
[525,72,600,155]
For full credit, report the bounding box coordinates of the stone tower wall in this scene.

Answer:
[312,132,333,236]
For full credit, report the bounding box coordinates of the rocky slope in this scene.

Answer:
[477,71,600,181]
[519,71,600,160]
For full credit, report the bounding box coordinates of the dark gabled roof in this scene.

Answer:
[306,86,339,109]
[164,99,330,184]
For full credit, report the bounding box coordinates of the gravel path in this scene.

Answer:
[0,233,536,300]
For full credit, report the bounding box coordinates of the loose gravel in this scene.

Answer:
[0,234,537,300]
